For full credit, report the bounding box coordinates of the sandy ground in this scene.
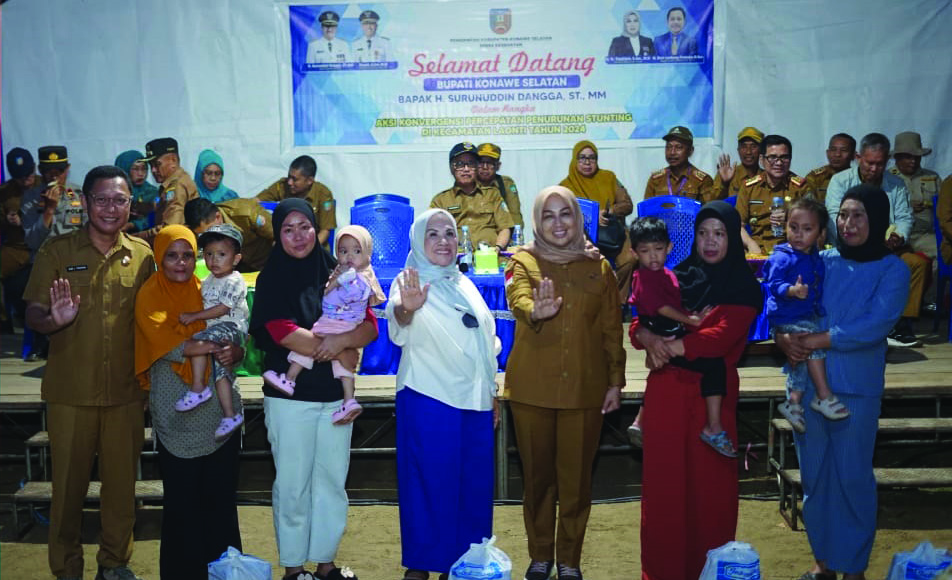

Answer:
[2,494,951,580]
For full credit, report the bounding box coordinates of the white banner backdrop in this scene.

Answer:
[2,0,951,235]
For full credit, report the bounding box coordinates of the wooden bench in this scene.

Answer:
[24,428,154,481]
[777,467,952,531]
[768,417,952,530]
[12,480,164,539]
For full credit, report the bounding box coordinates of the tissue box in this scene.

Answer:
[474,249,499,274]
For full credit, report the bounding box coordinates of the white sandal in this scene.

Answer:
[810,395,850,420]
[778,401,806,433]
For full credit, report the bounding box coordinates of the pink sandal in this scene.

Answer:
[332,399,363,425]
[263,370,295,396]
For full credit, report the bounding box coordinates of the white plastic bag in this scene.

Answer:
[449,535,512,580]
[886,541,952,580]
[207,546,272,580]
[698,541,761,580]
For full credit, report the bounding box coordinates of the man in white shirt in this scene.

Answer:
[306,11,350,64]
[351,10,390,62]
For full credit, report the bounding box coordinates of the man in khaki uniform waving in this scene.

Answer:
[136,137,198,245]
[25,165,154,580]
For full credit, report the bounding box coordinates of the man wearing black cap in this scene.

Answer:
[352,10,390,62]
[736,134,814,254]
[136,137,198,245]
[255,154,337,246]
[307,10,350,63]
[476,142,523,227]
[1,148,38,327]
[716,127,764,198]
[806,133,856,202]
[0,147,39,204]
[431,142,514,249]
[21,146,86,254]
[644,126,717,203]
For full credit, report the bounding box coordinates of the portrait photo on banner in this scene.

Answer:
[286,1,714,148]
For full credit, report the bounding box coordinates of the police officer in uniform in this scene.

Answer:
[352,10,390,63]
[475,142,523,227]
[21,146,86,255]
[716,126,764,198]
[136,137,199,245]
[307,11,350,64]
[430,142,514,249]
[889,131,940,258]
[255,154,337,246]
[25,165,153,580]
[644,126,718,203]
[184,197,274,272]
[805,133,856,202]
[736,134,815,254]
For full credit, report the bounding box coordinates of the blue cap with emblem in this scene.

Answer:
[319,11,340,26]
[6,147,35,179]
[449,142,477,162]
[359,10,380,22]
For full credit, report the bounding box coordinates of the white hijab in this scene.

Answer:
[397,209,498,393]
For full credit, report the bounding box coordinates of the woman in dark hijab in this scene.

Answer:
[629,200,762,580]
[777,185,908,580]
[250,198,377,580]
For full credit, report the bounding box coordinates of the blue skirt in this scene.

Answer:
[396,387,494,572]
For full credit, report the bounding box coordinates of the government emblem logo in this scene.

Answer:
[490,8,511,34]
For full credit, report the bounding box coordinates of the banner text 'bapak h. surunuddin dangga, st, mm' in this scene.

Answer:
[288,0,713,148]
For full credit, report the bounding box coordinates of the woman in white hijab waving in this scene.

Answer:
[386,208,500,580]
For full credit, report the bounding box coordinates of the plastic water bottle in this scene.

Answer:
[770,196,785,238]
[510,225,524,248]
[459,225,474,272]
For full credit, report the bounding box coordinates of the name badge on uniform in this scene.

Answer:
[447,205,461,211]
[66,264,88,272]
[750,200,764,205]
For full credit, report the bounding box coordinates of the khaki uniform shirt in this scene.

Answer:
[889,166,941,257]
[644,164,718,203]
[937,175,952,263]
[804,164,847,202]
[720,165,759,199]
[736,171,814,253]
[491,174,523,227]
[504,252,625,408]
[218,198,274,271]
[20,181,86,253]
[255,178,337,234]
[140,166,199,244]
[430,184,515,247]
[24,227,154,406]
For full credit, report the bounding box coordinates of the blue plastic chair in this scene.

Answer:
[725,195,737,207]
[350,195,414,273]
[258,201,278,213]
[932,196,951,340]
[637,195,702,268]
[576,198,599,243]
[354,193,410,206]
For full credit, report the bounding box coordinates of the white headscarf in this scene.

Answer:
[397,208,498,394]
